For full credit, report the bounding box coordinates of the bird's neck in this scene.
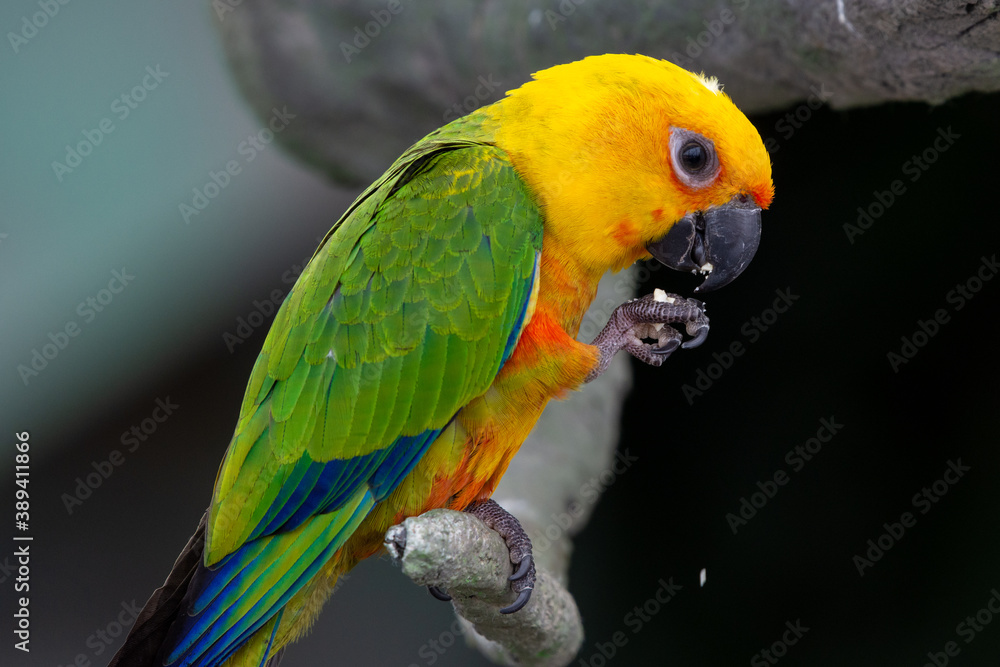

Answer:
[535,233,606,338]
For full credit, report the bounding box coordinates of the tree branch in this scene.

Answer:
[385,510,583,667]
[212,0,1000,186]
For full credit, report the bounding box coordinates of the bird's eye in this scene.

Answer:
[680,142,707,173]
[669,127,720,189]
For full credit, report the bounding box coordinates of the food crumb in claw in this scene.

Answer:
[699,262,714,274]
[700,568,707,587]
[653,288,675,304]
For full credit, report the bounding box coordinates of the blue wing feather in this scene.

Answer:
[161,142,543,666]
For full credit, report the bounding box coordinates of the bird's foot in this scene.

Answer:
[426,499,535,614]
[586,289,709,382]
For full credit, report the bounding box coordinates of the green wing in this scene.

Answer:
[159,127,545,667]
[210,138,543,560]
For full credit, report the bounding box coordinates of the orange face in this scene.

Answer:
[486,54,774,289]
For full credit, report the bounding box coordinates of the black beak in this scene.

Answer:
[646,196,762,292]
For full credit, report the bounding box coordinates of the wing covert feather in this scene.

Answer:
[207,142,543,563]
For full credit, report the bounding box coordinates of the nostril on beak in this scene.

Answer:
[692,233,706,267]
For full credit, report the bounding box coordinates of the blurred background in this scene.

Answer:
[2,1,999,665]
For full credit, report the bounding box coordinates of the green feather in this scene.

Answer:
[207,118,544,565]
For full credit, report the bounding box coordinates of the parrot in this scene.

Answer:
[110,53,773,667]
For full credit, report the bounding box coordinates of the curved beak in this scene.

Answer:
[647,196,762,292]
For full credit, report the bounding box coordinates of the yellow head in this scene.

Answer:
[486,54,774,290]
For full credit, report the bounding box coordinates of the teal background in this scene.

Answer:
[0,0,352,447]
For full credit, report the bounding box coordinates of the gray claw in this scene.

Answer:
[587,291,710,381]
[509,554,533,581]
[653,338,681,355]
[682,325,709,349]
[499,588,533,615]
[467,499,536,615]
[428,585,452,602]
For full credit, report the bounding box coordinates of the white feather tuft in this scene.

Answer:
[693,72,722,95]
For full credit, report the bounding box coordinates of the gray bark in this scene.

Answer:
[385,511,583,667]
[212,0,1000,186]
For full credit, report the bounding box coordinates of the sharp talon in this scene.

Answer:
[682,326,709,349]
[465,499,537,615]
[499,588,533,614]
[428,586,452,602]
[509,554,532,581]
[652,338,680,355]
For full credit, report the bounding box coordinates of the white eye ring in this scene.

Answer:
[670,127,720,189]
